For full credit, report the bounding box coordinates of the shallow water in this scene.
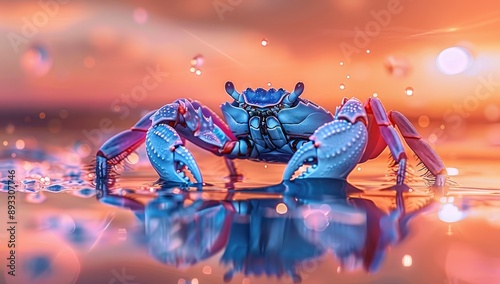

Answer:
[1,126,500,284]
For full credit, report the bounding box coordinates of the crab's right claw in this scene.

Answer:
[283,117,368,180]
[146,124,203,184]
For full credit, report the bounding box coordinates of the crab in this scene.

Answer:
[94,81,447,186]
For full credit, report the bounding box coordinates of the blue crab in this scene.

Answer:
[95,82,447,186]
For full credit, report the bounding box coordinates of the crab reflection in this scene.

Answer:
[97,179,434,282]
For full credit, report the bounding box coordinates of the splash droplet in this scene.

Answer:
[339,84,345,90]
[405,87,414,96]
[261,38,268,47]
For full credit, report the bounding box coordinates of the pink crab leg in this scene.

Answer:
[389,111,447,186]
[95,110,156,183]
[364,98,408,184]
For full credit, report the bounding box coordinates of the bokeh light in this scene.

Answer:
[436,46,473,75]
[276,203,288,214]
[21,44,52,77]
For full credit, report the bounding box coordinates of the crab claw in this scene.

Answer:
[146,124,203,184]
[283,118,368,180]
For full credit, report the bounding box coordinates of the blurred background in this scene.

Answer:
[1,0,500,156]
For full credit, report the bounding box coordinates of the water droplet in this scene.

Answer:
[261,38,268,47]
[346,75,350,79]
[133,7,148,24]
[339,84,345,90]
[276,203,288,214]
[339,61,344,66]
[21,44,52,77]
[195,69,202,76]
[190,55,204,68]
[405,87,414,96]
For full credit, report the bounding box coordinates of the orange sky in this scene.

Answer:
[1,0,500,121]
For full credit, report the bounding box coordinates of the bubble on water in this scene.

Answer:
[190,55,204,68]
[405,87,414,96]
[339,84,345,90]
[72,188,96,198]
[45,184,65,193]
[384,55,411,78]
[261,38,268,47]
[21,44,52,77]
[133,7,148,24]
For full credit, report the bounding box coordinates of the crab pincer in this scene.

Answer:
[146,124,203,184]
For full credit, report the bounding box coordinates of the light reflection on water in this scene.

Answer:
[1,146,500,283]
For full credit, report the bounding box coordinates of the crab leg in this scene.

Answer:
[388,111,447,186]
[364,98,408,184]
[95,110,156,183]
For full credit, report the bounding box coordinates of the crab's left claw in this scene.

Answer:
[284,100,369,180]
[146,124,203,184]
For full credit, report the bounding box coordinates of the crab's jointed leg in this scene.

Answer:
[388,111,447,186]
[363,97,408,184]
[95,110,156,184]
